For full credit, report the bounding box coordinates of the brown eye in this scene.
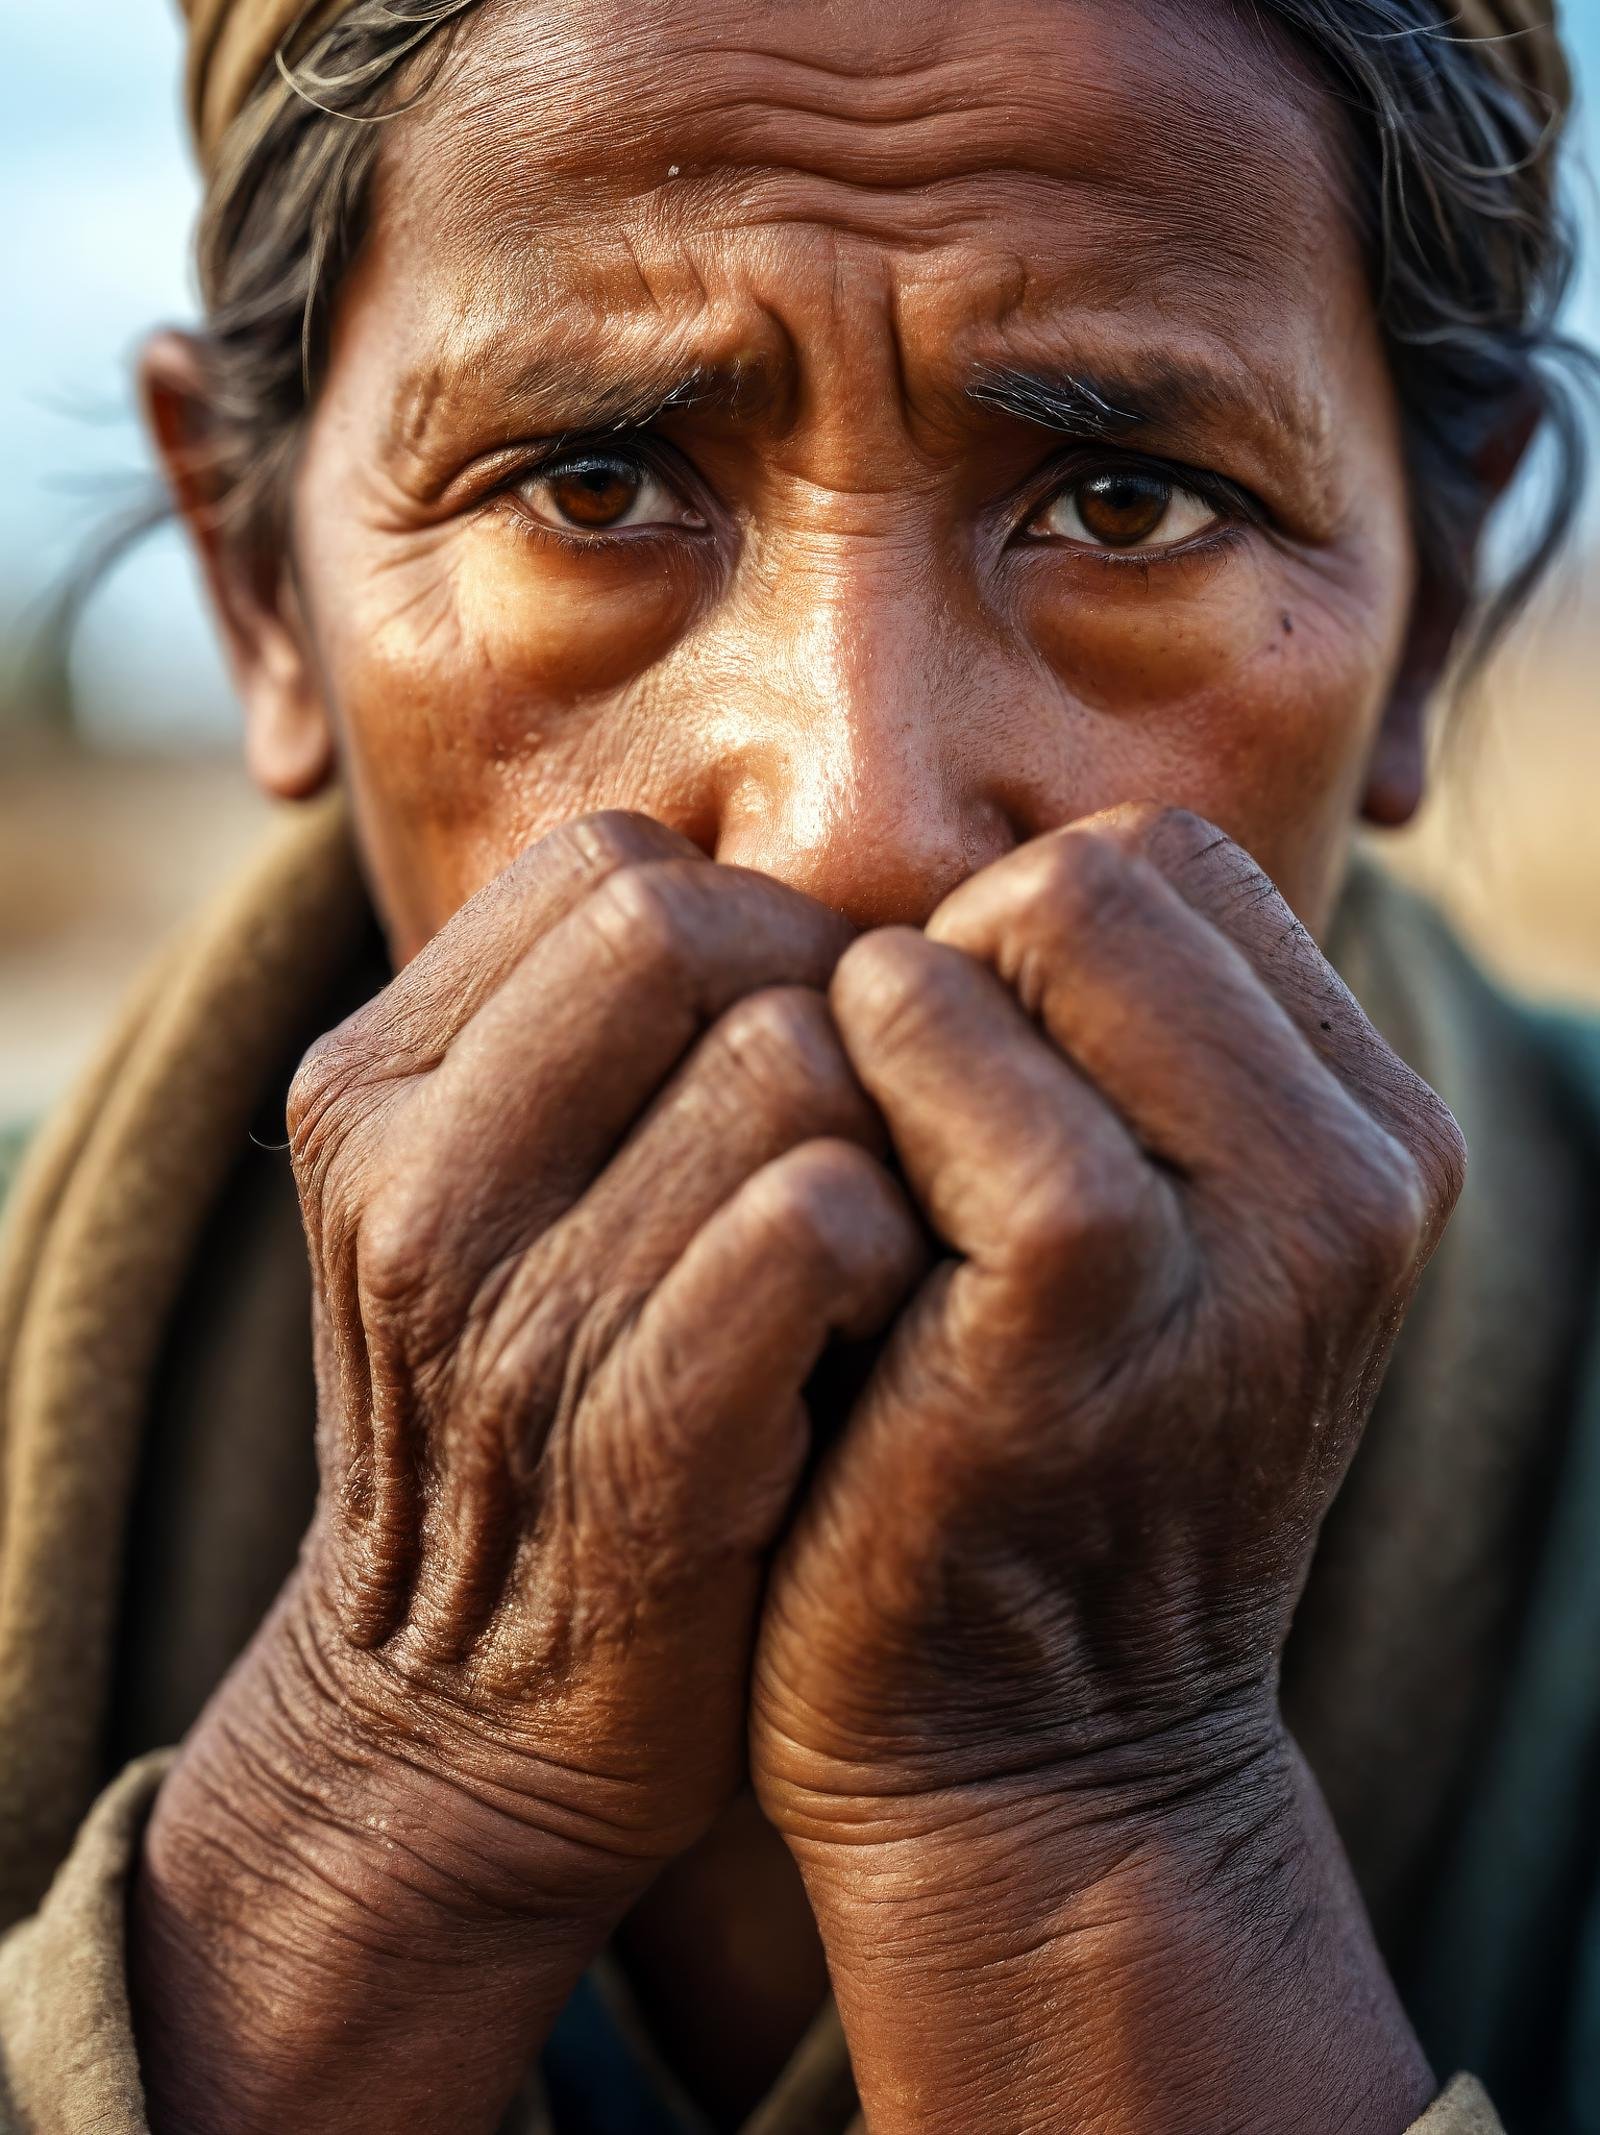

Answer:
[549,456,644,527]
[1076,471,1173,545]
[518,451,706,536]
[1030,468,1218,552]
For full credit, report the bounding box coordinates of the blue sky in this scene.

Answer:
[3,3,1597,747]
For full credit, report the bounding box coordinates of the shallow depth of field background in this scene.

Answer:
[2,5,1598,1139]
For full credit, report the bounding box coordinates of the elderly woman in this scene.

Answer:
[0,0,1596,2128]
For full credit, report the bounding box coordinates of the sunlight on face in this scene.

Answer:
[282,0,1415,956]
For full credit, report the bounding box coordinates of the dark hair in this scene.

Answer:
[184,0,1591,674]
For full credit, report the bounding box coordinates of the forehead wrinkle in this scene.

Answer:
[393,0,1343,254]
[423,11,1306,193]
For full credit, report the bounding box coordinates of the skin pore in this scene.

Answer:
[132,1,1480,2130]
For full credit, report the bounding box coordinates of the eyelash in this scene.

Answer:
[488,436,1268,564]
[491,438,708,552]
[1020,456,1267,562]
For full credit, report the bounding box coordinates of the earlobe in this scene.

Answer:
[1359,696,1428,829]
[138,328,337,802]
[1361,567,1465,832]
[239,592,338,799]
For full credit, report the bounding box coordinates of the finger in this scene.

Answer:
[403,862,859,1268]
[426,984,883,1523]
[331,870,859,1649]
[289,812,697,1172]
[421,1002,886,1638]
[924,825,1430,1251]
[1055,806,1466,1227]
[575,1139,926,1560]
[829,927,1186,1345]
[562,985,885,1291]
[295,812,697,1104]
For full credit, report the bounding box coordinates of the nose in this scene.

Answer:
[706,534,1035,930]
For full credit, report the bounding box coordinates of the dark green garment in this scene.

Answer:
[1298,890,1600,2135]
[1400,1008,1600,2133]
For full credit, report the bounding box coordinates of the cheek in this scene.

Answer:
[302,529,708,951]
[1024,541,1410,928]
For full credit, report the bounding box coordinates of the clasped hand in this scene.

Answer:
[157,804,1465,2094]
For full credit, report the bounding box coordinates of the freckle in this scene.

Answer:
[1321,1020,1333,1032]
[1281,613,1295,636]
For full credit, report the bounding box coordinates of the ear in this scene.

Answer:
[1361,390,1543,831]
[139,329,336,801]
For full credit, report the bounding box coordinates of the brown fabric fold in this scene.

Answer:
[1412,2077,1506,2133]
[176,0,1572,174]
[0,791,365,1929]
[0,1753,171,2135]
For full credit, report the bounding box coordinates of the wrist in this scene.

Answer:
[793,1698,1293,1973]
[130,1583,648,2135]
[790,1714,1433,2135]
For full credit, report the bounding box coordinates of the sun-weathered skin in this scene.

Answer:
[176,0,1571,175]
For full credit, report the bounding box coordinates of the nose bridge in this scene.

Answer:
[712,525,1009,926]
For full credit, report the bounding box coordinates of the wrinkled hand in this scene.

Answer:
[148,813,925,1937]
[752,805,1466,1849]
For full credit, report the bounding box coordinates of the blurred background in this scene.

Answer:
[2,4,1598,1151]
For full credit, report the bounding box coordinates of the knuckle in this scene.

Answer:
[1087,804,1280,936]
[1007,1152,1157,1278]
[1026,825,1144,935]
[286,1020,360,1149]
[1366,1055,1468,1223]
[286,1016,397,1208]
[489,811,686,909]
[715,983,831,1070]
[742,1136,881,1253]
[1315,1133,1429,1292]
[562,808,686,876]
[1141,803,1232,869]
[1065,800,1230,876]
[1120,803,1243,886]
[712,988,873,1135]
[1416,1087,1469,1217]
[357,1175,444,1314]
[832,926,948,1039]
[585,857,702,977]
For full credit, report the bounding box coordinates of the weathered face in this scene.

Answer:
[189,0,1428,957]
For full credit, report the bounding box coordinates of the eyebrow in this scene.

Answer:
[392,337,1329,514]
[390,346,788,466]
[970,354,1316,441]
[964,356,1332,510]
[968,364,1143,440]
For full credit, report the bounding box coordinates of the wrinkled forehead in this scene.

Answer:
[386,0,1346,263]
[354,0,1363,446]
